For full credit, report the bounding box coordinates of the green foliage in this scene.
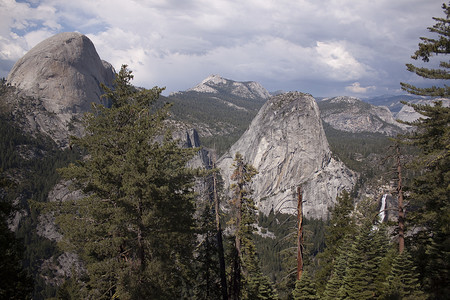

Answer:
[229,153,278,300]
[322,122,395,184]
[321,242,351,300]
[192,198,223,300]
[338,222,389,300]
[400,3,450,97]
[292,271,319,300]
[252,212,326,299]
[398,4,450,297]
[0,83,81,299]
[54,65,198,299]
[0,173,33,299]
[398,100,450,298]
[385,250,425,300]
[315,190,356,294]
[168,91,264,155]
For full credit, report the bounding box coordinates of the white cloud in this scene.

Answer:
[315,41,372,81]
[0,0,446,96]
[345,82,376,94]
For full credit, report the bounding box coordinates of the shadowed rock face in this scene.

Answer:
[218,92,356,219]
[8,32,114,114]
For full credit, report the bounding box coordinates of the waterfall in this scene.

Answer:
[379,194,387,223]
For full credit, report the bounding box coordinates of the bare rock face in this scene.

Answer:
[318,96,408,135]
[187,74,271,100]
[218,92,356,219]
[6,32,115,147]
[396,98,450,123]
[7,32,114,113]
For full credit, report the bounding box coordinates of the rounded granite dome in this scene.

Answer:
[7,32,114,114]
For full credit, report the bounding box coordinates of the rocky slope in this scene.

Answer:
[318,96,407,136]
[218,92,357,219]
[6,32,115,147]
[395,98,450,122]
[167,75,270,153]
[186,74,271,100]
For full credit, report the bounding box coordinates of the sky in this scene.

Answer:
[0,0,446,97]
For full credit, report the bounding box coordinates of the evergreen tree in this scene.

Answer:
[54,65,198,299]
[400,3,450,97]
[399,78,450,297]
[0,173,33,299]
[292,271,319,300]
[338,220,389,300]
[322,242,351,300]
[315,190,356,294]
[229,153,277,300]
[385,250,425,300]
[193,200,222,300]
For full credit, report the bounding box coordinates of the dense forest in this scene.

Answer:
[1,3,449,300]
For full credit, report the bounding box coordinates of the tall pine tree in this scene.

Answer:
[385,250,425,300]
[338,220,389,300]
[292,271,319,300]
[54,65,198,299]
[315,190,355,295]
[397,5,450,293]
[229,153,277,300]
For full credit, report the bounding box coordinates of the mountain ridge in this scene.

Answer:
[184,74,271,100]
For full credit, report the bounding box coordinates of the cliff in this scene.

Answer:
[218,92,356,219]
[6,32,115,147]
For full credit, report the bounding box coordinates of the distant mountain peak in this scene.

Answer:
[201,74,228,85]
[186,75,270,100]
[325,95,360,104]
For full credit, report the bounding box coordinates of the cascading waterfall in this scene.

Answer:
[379,194,388,223]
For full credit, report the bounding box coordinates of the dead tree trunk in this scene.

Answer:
[297,186,304,280]
[396,144,405,254]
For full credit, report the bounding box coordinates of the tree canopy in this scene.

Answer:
[54,65,198,299]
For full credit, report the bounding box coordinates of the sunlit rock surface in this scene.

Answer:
[218,92,356,219]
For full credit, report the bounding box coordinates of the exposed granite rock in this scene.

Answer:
[395,98,450,123]
[318,96,408,135]
[187,74,271,100]
[37,181,84,242]
[218,92,356,219]
[40,252,85,286]
[7,32,114,113]
[6,32,114,147]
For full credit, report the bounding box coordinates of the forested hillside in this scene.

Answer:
[167,90,265,155]
[1,3,449,299]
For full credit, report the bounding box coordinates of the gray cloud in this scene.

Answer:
[0,0,445,97]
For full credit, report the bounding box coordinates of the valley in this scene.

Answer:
[1,32,448,299]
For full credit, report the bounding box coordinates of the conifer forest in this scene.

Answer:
[0,2,449,300]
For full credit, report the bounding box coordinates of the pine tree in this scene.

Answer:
[398,85,450,297]
[400,3,450,97]
[229,153,277,300]
[53,65,198,299]
[0,173,33,299]
[315,190,356,294]
[338,220,388,300]
[385,250,425,300]
[212,153,228,300]
[322,242,351,300]
[399,12,450,294]
[193,200,222,300]
[292,271,319,300]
